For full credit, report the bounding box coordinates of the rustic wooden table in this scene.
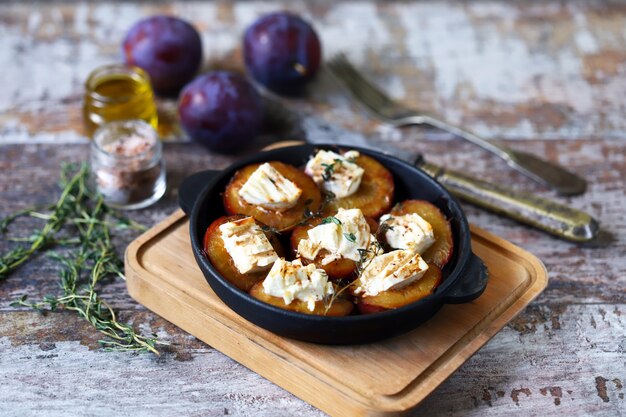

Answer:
[1,2,624,416]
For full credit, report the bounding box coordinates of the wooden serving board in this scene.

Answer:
[125,209,548,417]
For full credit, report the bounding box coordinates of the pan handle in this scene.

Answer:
[442,253,489,304]
[178,170,221,216]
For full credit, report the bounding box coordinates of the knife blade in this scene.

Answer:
[261,97,599,242]
[424,116,588,196]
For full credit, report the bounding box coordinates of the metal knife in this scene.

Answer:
[416,115,588,196]
[267,107,598,242]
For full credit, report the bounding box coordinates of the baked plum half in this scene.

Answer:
[290,217,358,280]
[224,161,321,231]
[386,200,453,268]
[203,215,284,291]
[323,154,394,218]
[355,264,442,314]
[249,282,354,316]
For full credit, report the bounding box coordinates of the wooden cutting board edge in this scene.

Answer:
[124,209,548,416]
[385,228,547,407]
[125,213,382,416]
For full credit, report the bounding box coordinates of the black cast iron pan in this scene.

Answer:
[179,144,488,344]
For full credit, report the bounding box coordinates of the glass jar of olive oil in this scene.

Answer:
[83,64,158,137]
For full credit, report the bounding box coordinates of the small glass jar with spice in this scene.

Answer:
[90,120,166,209]
[83,64,158,137]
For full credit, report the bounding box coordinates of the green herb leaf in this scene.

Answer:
[343,232,357,243]
[321,216,342,225]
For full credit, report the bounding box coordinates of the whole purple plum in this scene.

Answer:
[243,12,321,95]
[178,71,263,152]
[123,16,202,95]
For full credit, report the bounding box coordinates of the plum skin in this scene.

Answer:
[178,71,263,152]
[123,15,202,95]
[243,12,321,94]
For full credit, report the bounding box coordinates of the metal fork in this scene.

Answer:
[327,53,586,196]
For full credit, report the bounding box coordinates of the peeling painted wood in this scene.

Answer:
[416,304,625,416]
[0,1,625,417]
[0,314,326,417]
[2,2,626,143]
[0,305,623,416]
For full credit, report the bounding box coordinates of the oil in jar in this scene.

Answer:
[83,64,158,137]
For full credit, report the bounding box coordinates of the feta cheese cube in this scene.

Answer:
[297,208,371,265]
[379,213,435,254]
[262,258,334,311]
[354,249,429,296]
[304,150,365,198]
[219,217,279,274]
[238,163,302,212]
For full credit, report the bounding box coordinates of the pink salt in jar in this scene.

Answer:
[90,120,166,209]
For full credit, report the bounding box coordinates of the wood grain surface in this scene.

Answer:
[124,210,549,416]
[0,2,624,417]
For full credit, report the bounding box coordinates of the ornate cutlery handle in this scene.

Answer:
[419,161,598,242]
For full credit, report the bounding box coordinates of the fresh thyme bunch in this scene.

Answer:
[0,163,162,354]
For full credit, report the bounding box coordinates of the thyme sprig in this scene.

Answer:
[323,223,387,314]
[321,161,338,181]
[0,165,88,279]
[378,216,395,235]
[323,279,356,315]
[291,192,335,230]
[260,224,282,234]
[1,163,161,354]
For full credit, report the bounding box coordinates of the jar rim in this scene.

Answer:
[85,64,153,104]
[92,119,161,161]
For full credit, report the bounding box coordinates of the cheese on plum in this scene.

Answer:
[304,150,364,198]
[262,258,334,311]
[219,217,278,274]
[238,163,302,211]
[298,208,371,265]
[354,249,429,296]
[379,213,435,254]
